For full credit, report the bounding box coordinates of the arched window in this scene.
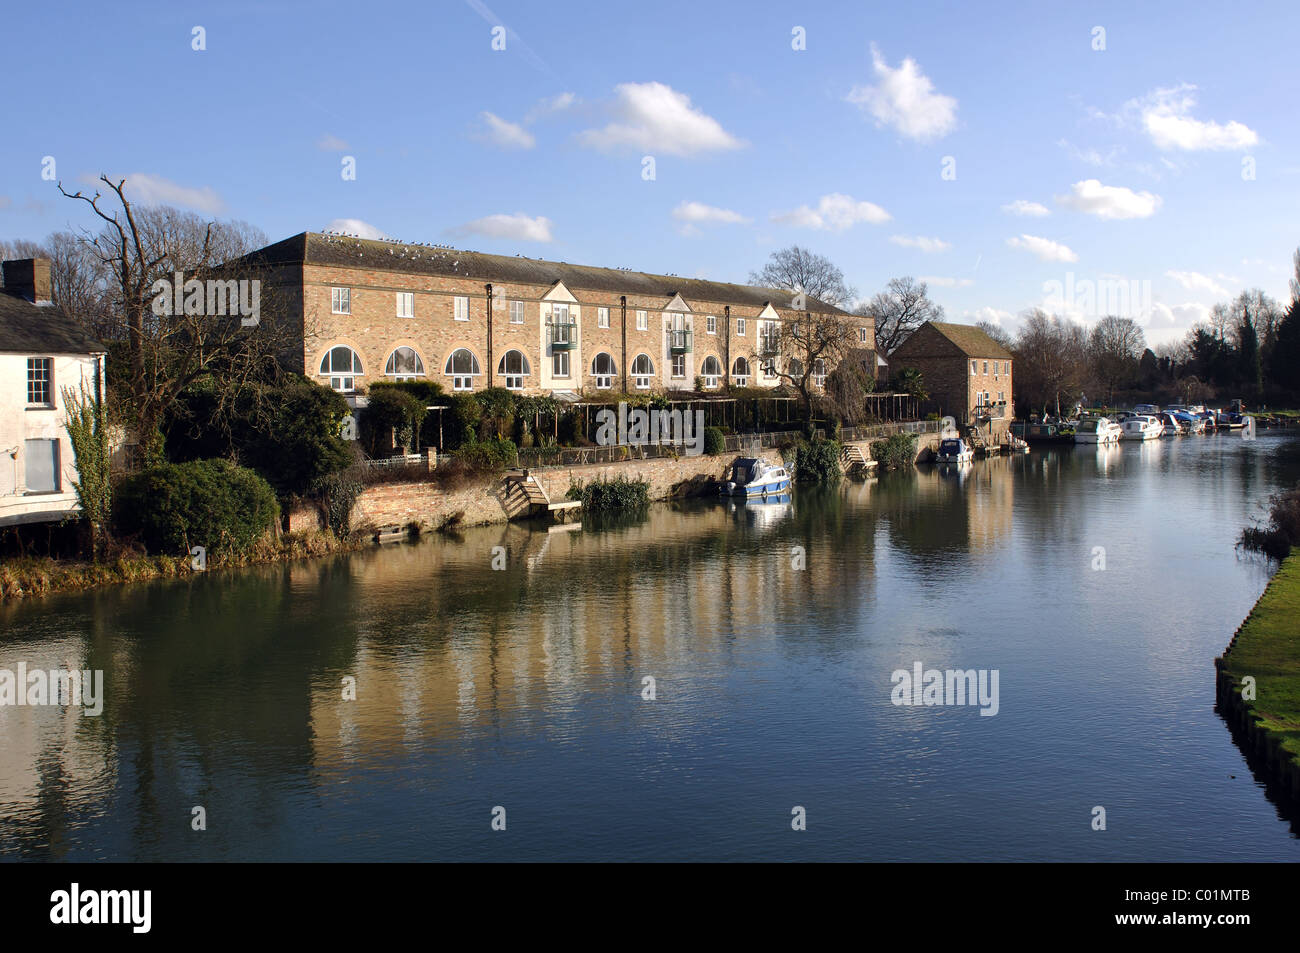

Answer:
[631,353,654,390]
[732,356,750,387]
[788,357,803,380]
[319,346,363,392]
[444,348,481,391]
[384,346,425,380]
[497,349,530,390]
[591,352,616,390]
[700,355,721,389]
[812,358,826,388]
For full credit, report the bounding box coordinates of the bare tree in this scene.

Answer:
[752,309,860,434]
[58,175,282,458]
[859,276,944,355]
[1015,310,1088,417]
[749,246,856,309]
[1088,315,1146,404]
[975,319,1015,352]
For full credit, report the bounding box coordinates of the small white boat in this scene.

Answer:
[720,458,793,498]
[935,437,974,464]
[1074,417,1122,444]
[1121,415,1162,441]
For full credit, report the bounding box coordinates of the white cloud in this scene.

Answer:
[479,112,535,149]
[846,45,957,142]
[1134,84,1258,151]
[672,201,750,225]
[316,134,349,152]
[919,275,972,287]
[114,173,224,213]
[451,213,554,243]
[1165,269,1229,297]
[890,235,951,253]
[1056,139,1120,167]
[323,218,389,240]
[1002,199,1051,217]
[1056,179,1162,220]
[1006,234,1078,263]
[525,92,577,122]
[576,82,744,156]
[772,193,891,231]
[965,306,1015,326]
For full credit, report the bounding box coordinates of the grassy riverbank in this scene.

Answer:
[0,530,357,603]
[1219,553,1300,766]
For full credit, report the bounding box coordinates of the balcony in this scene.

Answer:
[669,329,693,353]
[547,321,577,350]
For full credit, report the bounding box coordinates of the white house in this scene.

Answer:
[0,258,105,528]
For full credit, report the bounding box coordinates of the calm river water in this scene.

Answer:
[2,431,1299,861]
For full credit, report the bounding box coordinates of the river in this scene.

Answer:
[2,430,1298,861]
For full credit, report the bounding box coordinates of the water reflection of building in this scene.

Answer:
[307,496,878,766]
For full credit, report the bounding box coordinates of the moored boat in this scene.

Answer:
[720,458,793,498]
[935,437,974,464]
[1121,415,1162,440]
[1074,417,1121,444]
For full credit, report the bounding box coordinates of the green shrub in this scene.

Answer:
[870,432,918,470]
[454,437,518,471]
[567,475,650,512]
[794,439,842,484]
[704,426,726,456]
[114,459,280,559]
[361,388,427,456]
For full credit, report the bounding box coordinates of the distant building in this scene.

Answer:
[233,232,873,399]
[889,321,1014,426]
[0,258,105,527]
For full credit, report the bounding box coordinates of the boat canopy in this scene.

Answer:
[730,458,760,482]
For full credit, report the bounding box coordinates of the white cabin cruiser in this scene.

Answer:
[1074,417,1122,444]
[1121,415,1162,441]
[935,437,974,464]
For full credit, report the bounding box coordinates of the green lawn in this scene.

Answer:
[1221,553,1300,763]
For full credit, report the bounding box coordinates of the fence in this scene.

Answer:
[362,453,425,471]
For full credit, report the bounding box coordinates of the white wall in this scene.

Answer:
[0,352,102,527]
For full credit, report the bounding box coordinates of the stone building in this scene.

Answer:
[234,232,873,399]
[888,321,1014,427]
[0,258,106,527]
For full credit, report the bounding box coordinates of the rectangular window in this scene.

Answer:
[706,315,716,334]
[764,360,777,380]
[552,351,570,378]
[598,307,609,329]
[396,292,414,318]
[24,439,59,493]
[510,300,525,324]
[452,376,473,392]
[671,354,686,378]
[454,296,469,321]
[860,328,869,344]
[1005,361,1011,375]
[983,361,989,374]
[971,360,977,375]
[636,310,647,330]
[26,358,52,405]
[331,287,350,314]
[552,303,569,323]
[736,317,746,336]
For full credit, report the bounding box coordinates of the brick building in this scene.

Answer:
[235,232,872,399]
[888,321,1014,426]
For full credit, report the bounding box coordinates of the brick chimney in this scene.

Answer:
[2,258,53,304]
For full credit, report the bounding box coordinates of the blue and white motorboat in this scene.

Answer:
[935,437,974,464]
[720,458,793,498]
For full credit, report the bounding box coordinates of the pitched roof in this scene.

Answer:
[0,292,104,354]
[894,321,1013,360]
[234,232,852,315]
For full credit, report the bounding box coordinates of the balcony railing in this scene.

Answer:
[669,329,693,353]
[548,321,577,350]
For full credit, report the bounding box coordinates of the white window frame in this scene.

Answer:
[454,295,469,321]
[636,310,647,331]
[671,353,686,379]
[498,349,529,390]
[813,360,826,388]
[396,291,414,318]
[510,300,525,324]
[591,353,616,390]
[631,354,654,390]
[971,361,977,376]
[384,346,424,380]
[706,315,716,335]
[331,287,351,314]
[598,306,609,329]
[26,357,52,406]
[552,350,570,378]
[859,327,868,344]
[736,317,746,336]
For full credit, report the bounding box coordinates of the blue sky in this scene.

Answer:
[3,0,1298,344]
